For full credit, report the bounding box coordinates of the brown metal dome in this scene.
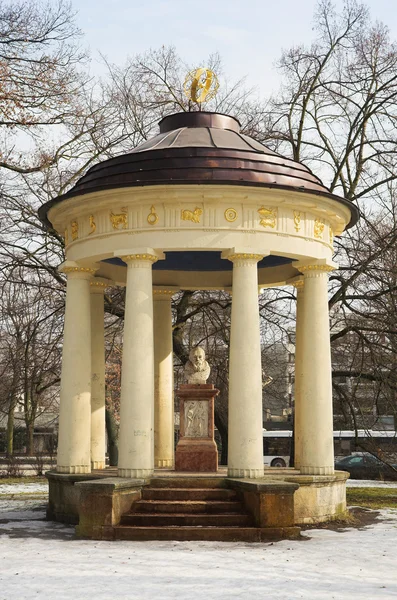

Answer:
[39,111,359,227]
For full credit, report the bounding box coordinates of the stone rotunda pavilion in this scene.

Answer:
[40,110,359,539]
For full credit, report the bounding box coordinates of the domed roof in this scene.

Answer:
[39,111,358,227]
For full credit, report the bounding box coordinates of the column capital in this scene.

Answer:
[295,260,338,277]
[222,248,269,265]
[90,277,111,294]
[153,286,179,300]
[291,277,304,290]
[123,253,158,264]
[116,247,164,265]
[223,252,265,265]
[59,260,97,280]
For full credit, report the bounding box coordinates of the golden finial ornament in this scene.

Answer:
[184,68,219,104]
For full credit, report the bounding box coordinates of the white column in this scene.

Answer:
[153,288,176,469]
[118,252,158,478]
[90,280,107,470]
[227,252,265,478]
[297,264,335,475]
[293,279,304,469]
[57,263,96,474]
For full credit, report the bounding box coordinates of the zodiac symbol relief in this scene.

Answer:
[258,207,277,228]
[293,211,301,232]
[314,218,325,239]
[181,207,203,224]
[224,208,238,222]
[89,215,96,235]
[110,208,128,230]
[71,221,78,241]
[147,205,159,226]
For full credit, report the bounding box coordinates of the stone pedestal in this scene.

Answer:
[175,384,219,472]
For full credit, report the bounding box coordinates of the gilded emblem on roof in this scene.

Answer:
[258,207,277,228]
[184,68,219,104]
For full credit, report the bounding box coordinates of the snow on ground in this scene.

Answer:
[346,479,397,488]
[1,480,397,600]
[0,482,49,495]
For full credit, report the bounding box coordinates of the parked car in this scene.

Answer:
[335,452,397,480]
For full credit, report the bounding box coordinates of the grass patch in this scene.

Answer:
[0,476,47,485]
[347,487,397,509]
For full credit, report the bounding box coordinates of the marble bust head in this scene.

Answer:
[184,346,211,384]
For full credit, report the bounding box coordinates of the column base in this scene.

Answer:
[91,460,106,470]
[154,459,173,468]
[228,467,264,478]
[56,465,91,474]
[300,465,334,475]
[118,468,154,478]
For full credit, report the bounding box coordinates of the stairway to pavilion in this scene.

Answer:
[112,477,300,542]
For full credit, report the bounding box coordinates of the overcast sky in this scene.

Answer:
[74,0,397,96]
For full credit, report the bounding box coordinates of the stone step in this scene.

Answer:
[148,477,228,489]
[142,487,238,501]
[134,500,244,514]
[113,526,301,542]
[121,512,253,527]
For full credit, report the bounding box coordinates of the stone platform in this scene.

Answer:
[46,467,349,540]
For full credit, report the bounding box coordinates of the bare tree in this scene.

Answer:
[0,274,63,455]
[261,0,397,451]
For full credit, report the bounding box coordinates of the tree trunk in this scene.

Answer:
[6,397,16,457]
[105,405,119,466]
[26,420,35,456]
[214,414,228,465]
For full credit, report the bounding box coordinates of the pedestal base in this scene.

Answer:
[175,383,219,473]
[175,439,218,472]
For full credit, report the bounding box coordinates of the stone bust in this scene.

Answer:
[184,346,210,384]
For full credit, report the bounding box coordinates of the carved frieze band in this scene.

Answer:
[62,203,337,249]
